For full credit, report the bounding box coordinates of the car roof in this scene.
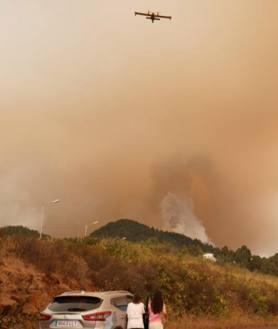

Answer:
[57,290,133,298]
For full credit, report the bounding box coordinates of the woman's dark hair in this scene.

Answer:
[133,294,141,304]
[151,291,163,314]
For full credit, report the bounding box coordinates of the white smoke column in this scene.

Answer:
[161,192,210,243]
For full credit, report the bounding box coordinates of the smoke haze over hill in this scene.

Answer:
[0,0,278,255]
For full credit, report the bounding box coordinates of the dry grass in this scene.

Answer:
[167,313,278,329]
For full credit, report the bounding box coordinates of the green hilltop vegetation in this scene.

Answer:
[0,225,40,238]
[91,218,211,251]
[91,219,278,277]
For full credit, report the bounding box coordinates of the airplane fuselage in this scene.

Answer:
[134,11,171,23]
[147,14,160,23]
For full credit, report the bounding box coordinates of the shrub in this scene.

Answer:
[8,236,278,318]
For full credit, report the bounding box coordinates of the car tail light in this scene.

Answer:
[39,313,52,321]
[82,311,112,321]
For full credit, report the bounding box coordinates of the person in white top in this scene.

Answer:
[126,294,145,329]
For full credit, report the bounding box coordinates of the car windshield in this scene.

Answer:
[48,296,103,312]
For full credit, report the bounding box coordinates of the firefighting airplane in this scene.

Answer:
[134,11,172,23]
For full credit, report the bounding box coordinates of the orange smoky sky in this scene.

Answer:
[0,0,278,255]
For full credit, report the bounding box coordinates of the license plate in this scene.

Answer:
[55,320,82,328]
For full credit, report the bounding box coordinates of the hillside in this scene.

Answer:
[90,219,278,276]
[0,224,277,328]
[0,225,40,238]
[91,218,212,251]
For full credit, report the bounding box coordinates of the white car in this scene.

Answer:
[39,290,133,329]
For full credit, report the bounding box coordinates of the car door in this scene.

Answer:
[111,295,133,329]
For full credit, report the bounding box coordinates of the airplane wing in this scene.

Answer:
[156,14,172,20]
[135,12,150,17]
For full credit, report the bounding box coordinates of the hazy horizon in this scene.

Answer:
[0,0,278,256]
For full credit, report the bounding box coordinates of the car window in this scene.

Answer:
[111,295,133,312]
[48,296,103,312]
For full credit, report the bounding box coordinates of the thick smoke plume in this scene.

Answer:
[0,1,277,255]
[161,193,210,243]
